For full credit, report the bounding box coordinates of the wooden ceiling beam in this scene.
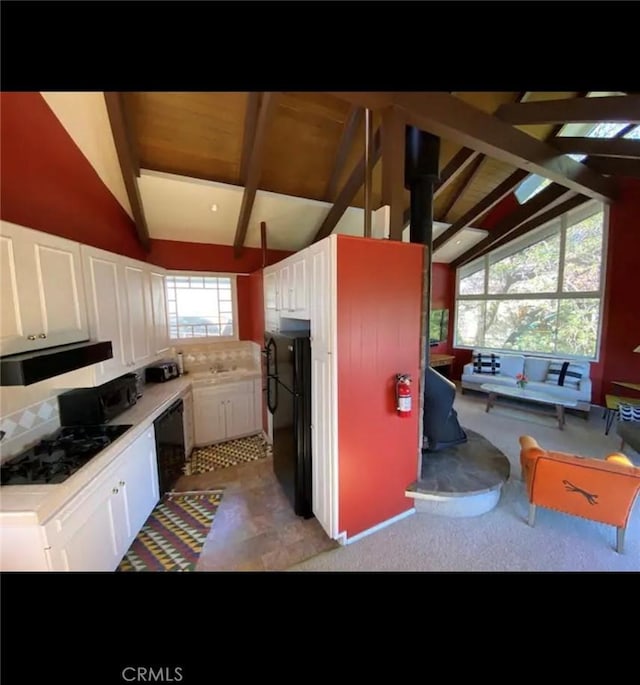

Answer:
[432,168,529,251]
[552,137,640,159]
[325,106,363,201]
[583,156,640,179]
[451,183,572,267]
[239,92,263,184]
[496,94,640,125]
[330,92,617,202]
[104,92,150,251]
[437,154,485,222]
[233,92,280,257]
[312,128,382,244]
[381,106,406,241]
[482,194,590,257]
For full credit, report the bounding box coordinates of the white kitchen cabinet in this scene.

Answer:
[123,260,152,367]
[278,263,291,313]
[44,427,159,572]
[308,240,333,353]
[0,221,89,356]
[291,257,309,318]
[183,389,195,459]
[193,380,261,446]
[150,269,170,356]
[81,246,130,385]
[311,351,336,539]
[81,246,166,386]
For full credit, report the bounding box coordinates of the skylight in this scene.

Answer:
[514,97,637,204]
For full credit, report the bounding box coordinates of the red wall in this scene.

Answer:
[337,235,423,538]
[590,178,640,404]
[0,92,146,261]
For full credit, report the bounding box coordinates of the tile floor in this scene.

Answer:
[173,456,338,571]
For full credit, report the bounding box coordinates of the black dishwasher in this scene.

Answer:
[153,399,185,496]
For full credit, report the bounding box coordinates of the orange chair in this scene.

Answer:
[519,436,640,553]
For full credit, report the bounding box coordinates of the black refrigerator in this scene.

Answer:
[264,330,313,519]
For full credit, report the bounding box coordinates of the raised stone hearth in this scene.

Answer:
[406,428,510,517]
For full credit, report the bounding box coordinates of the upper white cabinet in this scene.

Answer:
[122,259,152,367]
[263,252,310,328]
[81,246,130,385]
[0,221,89,356]
[149,269,170,356]
[81,247,167,386]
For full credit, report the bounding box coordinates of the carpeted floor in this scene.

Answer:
[118,490,224,572]
[289,390,640,572]
[188,434,269,474]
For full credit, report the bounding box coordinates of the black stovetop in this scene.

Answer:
[0,424,132,485]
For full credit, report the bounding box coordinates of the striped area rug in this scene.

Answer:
[188,434,269,474]
[118,490,223,572]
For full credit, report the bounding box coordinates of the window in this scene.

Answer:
[166,274,237,341]
[454,201,606,360]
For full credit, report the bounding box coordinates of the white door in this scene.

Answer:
[0,231,25,355]
[194,388,227,446]
[183,391,195,458]
[82,248,129,384]
[291,257,309,317]
[124,263,151,366]
[45,480,122,571]
[310,244,332,353]
[0,222,88,354]
[224,391,254,438]
[279,265,291,314]
[311,351,336,538]
[264,271,278,310]
[150,270,169,356]
[119,428,159,547]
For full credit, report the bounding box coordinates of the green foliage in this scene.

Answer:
[456,211,603,357]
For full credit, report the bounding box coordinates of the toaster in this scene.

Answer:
[145,361,180,383]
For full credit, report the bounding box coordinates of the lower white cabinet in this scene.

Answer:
[0,427,159,572]
[193,380,261,446]
[183,389,195,459]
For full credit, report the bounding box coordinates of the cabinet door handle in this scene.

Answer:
[27,335,37,341]
[112,487,119,495]
[119,480,125,487]
[39,333,47,339]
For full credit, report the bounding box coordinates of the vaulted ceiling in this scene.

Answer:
[106,91,640,265]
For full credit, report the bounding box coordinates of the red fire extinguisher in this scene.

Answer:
[396,373,412,418]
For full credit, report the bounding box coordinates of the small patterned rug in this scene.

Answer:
[187,434,270,474]
[118,490,223,572]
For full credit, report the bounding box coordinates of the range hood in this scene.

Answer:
[0,341,113,386]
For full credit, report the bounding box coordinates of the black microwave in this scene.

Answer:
[58,373,138,425]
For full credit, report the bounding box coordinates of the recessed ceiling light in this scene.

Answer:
[210,203,218,212]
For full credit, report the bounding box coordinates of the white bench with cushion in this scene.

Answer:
[461,350,592,414]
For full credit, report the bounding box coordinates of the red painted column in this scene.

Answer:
[336,235,423,538]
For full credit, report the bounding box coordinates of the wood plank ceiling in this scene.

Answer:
[122,91,637,259]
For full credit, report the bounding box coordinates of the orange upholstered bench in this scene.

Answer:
[519,436,640,553]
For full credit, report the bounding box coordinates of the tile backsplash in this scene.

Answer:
[0,396,61,462]
[170,340,260,375]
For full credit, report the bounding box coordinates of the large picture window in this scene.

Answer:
[455,201,606,360]
[166,273,237,341]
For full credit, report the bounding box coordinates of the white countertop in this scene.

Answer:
[0,369,261,526]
